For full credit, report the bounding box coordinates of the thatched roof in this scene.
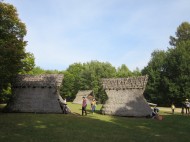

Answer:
[76,90,93,97]
[73,90,94,104]
[102,75,148,90]
[101,76,151,117]
[12,74,64,88]
[7,74,64,113]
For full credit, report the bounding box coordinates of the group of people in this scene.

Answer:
[181,99,190,114]
[58,96,97,116]
[58,97,190,117]
[171,99,190,115]
[82,96,96,116]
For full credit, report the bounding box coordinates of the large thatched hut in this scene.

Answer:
[6,74,64,113]
[101,76,152,117]
[73,90,94,104]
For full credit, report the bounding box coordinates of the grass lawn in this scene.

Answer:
[0,103,190,142]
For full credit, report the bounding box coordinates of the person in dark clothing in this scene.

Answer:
[82,96,87,116]
[185,99,190,114]
[151,107,159,118]
[58,99,70,114]
[181,102,186,115]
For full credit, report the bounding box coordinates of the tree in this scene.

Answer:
[29,66,46,75]
[0,2,28,102]
[163,22,190,104]
[60,61,116,103]
[60,71,75,100]
[169,22,190,46]
[132,67,142,76]
[81,61,116,102]
[20,52,35,74]
[116,64,132,77]
[142,22,190,106]
[142,50,167,105]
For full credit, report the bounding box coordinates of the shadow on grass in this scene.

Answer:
[1,102,190,142]
[78,108,101,115]
[1,112,190,142]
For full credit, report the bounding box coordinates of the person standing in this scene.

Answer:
[171,103,175,114]
[185,99,190,114]
[82,96,87,116]
[91,99,96,114]
[181,102,185,115]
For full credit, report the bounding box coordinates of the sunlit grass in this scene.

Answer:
[0,103,190,142]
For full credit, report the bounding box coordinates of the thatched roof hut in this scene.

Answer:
[73,90,94,104]
[6,74,64,113]
[101,75,152,117]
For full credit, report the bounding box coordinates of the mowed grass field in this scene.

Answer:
[0,103,190,142]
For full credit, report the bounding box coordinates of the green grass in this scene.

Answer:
[0,103,190,142]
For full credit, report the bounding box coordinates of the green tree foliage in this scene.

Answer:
[116,64,132,77]
[142,22,190,106]
[163,22,190,104]
[66,63,84,99]
[169,22,190,46]
[24,66,62,75]
[61,61,116,103]
[132,67,142,76]
[0,2,28,101]
[20,52,35,74]
[60,71,75,100]
[29,66,46,75]
[142,50,167,105]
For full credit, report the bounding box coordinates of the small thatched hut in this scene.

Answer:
[73,90,94,104]
[6,74,64,113]
[101,76,152,117]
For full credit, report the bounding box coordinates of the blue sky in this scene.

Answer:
[5,0,190,71]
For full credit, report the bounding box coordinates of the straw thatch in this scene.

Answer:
[101,75,152,117]
[73,90,94,104]
[6,74,64,113]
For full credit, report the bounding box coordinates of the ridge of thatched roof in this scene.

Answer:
[102,75,148,90]
[12,74,64,88]
[76,90,93,96]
